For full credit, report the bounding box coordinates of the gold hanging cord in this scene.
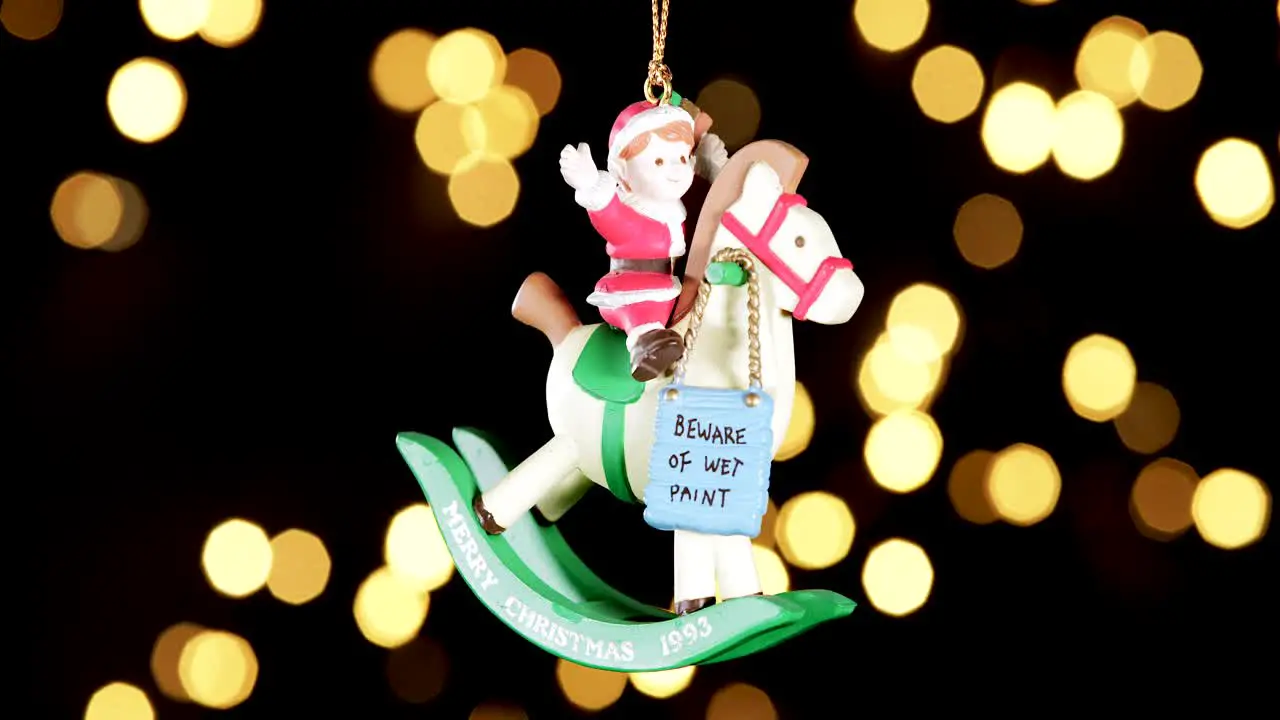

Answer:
[672,248,764,392]
[644,0,674,104]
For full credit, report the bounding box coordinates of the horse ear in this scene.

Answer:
[742,161,784,202]
[724,160,786,233]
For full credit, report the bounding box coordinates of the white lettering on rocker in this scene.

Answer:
[441,500,499,591]
[502,596,636,663]
[659,616,713,656]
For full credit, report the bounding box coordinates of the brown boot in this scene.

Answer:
[630,329,684,381]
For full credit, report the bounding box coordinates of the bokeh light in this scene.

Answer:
[1062,334,1137,422]
[448,157,521,227]
[706,682,777,720]
[1,0,61,40]
[85,682,154,720]
[50,172,149,252]
[503,48,561,117]
[981,82,1057,173]
[354,566,430,648]
[1194,138,1275,230]
[1051,90,1124,181]
[986,443,1061,526]
[1133,31,1202,111]
[415,100,472,175]
[140,0,211,41]
[856,332,946,416]
[871,332,942,406]
[427,28,506,104]
[1192,469,1271,550]
[911,45,985,123]
[1131,458,1197,540]
[953,193,1022,269]
[151,622,204,702]
[861,538,934,617]
[471,701,529,720]
[385,503,455,592]
[266,528,332,605]
[1113,381,1180,454]
[198,0,263,48]
[694,79,761,149]
[387,636,449,704]
[107,57,187,144]
[775,491,855,570]
[852,0,930,53]
[1074,16,1149,108]
[201,518,273,598]
[864,410,944,493]
[948,450,999,524]
[370,29,436,113]
[886,282,962,363]
[629,666,696,699]
[775,381,815,461]
[177,629,259,709]
[461,85,540,161]
[556,659,626,711]
[753,544,791,594]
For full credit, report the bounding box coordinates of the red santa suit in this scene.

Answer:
[574,102,697,347]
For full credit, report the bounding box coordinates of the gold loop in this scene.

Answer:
[672,248,764,389]
[643,74,673,105]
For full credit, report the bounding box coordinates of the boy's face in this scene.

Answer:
[623,135,695,201]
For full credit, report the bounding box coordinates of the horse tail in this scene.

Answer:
[512,272,581,346]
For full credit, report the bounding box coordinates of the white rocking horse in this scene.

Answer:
[478,148,863,602]
[397,140,865,670]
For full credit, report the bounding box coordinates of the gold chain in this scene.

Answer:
[672,248,764,389]
[645,0,673,104]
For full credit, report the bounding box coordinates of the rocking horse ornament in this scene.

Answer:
[396,0,867,671]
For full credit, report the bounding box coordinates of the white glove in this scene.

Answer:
[695,133,729,181]
[560,143,601,191]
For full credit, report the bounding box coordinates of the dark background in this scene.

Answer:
[6,0,1277,716]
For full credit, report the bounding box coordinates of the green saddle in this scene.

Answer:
[572,326,645,405]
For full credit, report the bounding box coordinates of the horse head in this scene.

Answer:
[716,161,864,325]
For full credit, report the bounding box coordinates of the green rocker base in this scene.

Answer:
[395,429,856,672]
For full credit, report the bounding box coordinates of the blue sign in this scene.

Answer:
[644,384,775,537]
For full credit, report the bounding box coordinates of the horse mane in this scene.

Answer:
[672,140,809,324]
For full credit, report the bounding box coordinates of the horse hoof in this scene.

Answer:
[474,494,506,535]
[674,596,716,615]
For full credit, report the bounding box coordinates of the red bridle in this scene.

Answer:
[720,193,854,321]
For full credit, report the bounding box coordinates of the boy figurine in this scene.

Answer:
[559,99,728,381]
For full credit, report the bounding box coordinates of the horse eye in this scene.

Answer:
[794,236,806,248]
[655,158,664,166]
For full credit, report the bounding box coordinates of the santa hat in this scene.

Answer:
[606,101,696,175]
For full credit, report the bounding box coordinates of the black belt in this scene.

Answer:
[611,258,674,273]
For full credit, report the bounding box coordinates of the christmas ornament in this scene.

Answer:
[397,0,867,671]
